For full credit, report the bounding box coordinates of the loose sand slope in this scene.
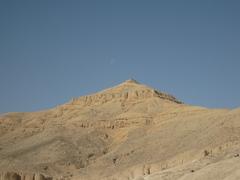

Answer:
[0,80,240,180]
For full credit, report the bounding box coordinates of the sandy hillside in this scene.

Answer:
[0,80,240,180]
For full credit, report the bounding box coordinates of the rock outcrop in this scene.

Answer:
[0,172,52,180]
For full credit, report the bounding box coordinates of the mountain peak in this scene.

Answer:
[67,80,183,107]
[123,79,140,84]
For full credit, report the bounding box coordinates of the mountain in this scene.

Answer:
[0,80,240,180]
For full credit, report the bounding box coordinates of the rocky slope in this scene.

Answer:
[0,80,240,180]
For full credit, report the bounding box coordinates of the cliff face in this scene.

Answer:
[0,80,240,180]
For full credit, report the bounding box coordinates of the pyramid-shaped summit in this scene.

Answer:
[68,79,182,106]
[123,78,140,84]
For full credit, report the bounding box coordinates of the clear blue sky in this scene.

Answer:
[0,0,240,113]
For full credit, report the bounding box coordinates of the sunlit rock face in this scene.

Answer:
[68,79,182,107]
[0,80,240,180]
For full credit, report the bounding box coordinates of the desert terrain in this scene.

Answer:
[0,79,240,180]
